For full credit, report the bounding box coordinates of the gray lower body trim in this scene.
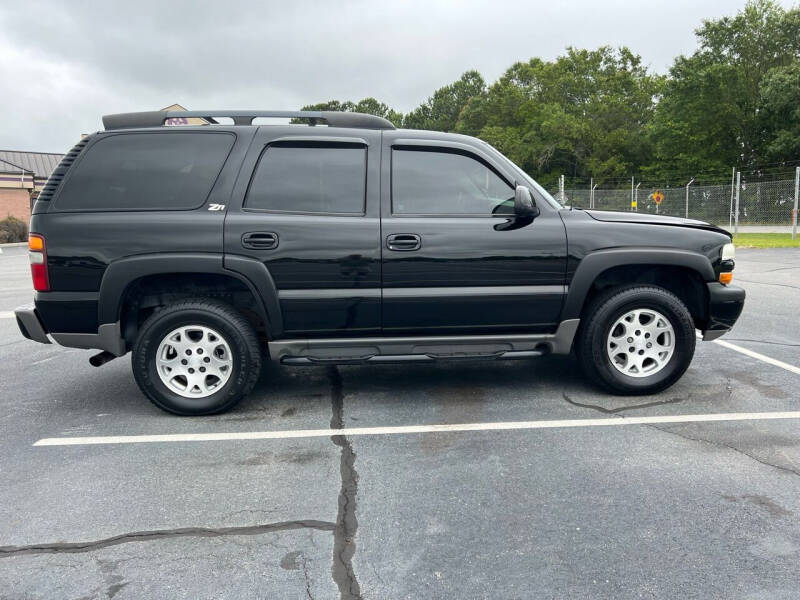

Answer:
[269,319,580,363]
[383,285,566,298]
[14,304,51,345]
[702,329,728,341]
[277,285,566,301]
[51,322,127,356]
[278,288,381,300]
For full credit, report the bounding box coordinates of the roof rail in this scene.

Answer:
[102,110,396,131]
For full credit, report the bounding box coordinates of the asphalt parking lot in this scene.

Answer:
[1,244,799,599]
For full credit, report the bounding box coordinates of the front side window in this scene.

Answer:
[56,132,234,211]
[392,147,514,215]
[246,143,366,214]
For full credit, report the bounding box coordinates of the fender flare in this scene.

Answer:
[97,252,283,336]
[562,247,715,321]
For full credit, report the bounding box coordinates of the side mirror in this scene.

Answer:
[514,185,540,218]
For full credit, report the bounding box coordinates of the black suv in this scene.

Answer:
[15,110,745,415]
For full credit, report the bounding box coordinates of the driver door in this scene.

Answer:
[380,135,568,334]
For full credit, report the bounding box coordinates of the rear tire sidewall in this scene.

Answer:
[133,306,256,415]
[586,288,695,394]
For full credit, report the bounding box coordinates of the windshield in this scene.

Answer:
[481,143,564,209]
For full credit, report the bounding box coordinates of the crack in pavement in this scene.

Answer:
[647,424,800,478]
[562,391,687,414]
[0,521,336,558]
[736,278,800,291]
[327,366,362,600]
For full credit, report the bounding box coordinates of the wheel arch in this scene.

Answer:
[563,248,714,325]
[98,253,283,339]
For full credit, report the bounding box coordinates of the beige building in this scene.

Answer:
[0,150,63,223]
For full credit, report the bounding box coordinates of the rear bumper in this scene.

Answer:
[15,303,126,356]
[702,282,745,341]
[14,304,51,345]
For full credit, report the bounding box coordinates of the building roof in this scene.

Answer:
[0,150,63,179]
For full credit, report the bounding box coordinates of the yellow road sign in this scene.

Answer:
[650,190,664,205]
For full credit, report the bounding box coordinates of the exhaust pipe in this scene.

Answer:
[89,351,117,367]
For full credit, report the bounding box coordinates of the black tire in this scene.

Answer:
[575,285,695,395]
[132,299,262,415]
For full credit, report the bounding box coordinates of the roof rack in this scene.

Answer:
[102,110,396,131]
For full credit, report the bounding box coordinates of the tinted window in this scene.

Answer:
[246,144,366,214]
[56,132,234,211]
[392,148,514,215]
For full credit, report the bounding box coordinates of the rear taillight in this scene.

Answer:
[29,234,49,291]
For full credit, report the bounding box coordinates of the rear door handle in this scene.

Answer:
[386,233,421,252]
[242,231,279,250]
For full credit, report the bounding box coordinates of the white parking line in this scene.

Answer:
[33,411,800,446]
[0,312,14,319]
[712,339,800,375]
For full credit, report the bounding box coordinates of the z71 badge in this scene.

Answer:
[207,204,226,211]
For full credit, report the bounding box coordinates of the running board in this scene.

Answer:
[268,319,579,365]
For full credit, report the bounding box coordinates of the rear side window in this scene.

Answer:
[245,143,366,214]
[55,132,234,211]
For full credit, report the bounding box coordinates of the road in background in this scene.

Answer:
[0,247,798,599]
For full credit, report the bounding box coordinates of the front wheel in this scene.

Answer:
[132,299,262,415]
[576,285,696,395]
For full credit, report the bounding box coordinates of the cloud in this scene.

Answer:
[0,0,775,151]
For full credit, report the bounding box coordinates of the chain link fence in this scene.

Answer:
[550,176,799,228]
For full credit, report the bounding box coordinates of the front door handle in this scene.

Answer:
[386,233,421,252]
[242,231,279,250]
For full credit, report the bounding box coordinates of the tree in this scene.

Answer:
[403,70,486,131]
[298,98,403,126]
[648,0,800,176]
[760,62,800,161]
[455,47,658,186]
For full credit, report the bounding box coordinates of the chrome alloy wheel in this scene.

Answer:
[155,325,233,398]
[606,309,675,378]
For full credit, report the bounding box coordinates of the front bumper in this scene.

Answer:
[702,282,745,340]
[14,304,51,345]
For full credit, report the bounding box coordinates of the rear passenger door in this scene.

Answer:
[224,129,381,336]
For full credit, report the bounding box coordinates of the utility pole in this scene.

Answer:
[729,167,735,228]
[685,178,695,219]
[734,171,741,236]
[634,182,641,212]
[793,166,799,240]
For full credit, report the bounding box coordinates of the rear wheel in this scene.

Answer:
[132,299,261,415]
[576,285,695,395]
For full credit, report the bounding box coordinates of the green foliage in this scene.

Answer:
[403,70,486,131]
[298,98,403,127]
[300,1,800,184]
[0,215,28,244]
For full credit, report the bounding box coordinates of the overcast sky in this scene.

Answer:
[0,0,789,153]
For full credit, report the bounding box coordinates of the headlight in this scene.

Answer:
[721,243,735,261]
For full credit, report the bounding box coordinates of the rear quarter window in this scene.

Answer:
[55,132,234,211]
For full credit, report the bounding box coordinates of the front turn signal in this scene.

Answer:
[719,272,733,285]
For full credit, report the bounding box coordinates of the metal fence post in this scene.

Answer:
[729,167,735,228]
[685,178,694,219]
[589,177,593,208]
[635,182,641,212]
[793,167,799,240]
[631,177,634,212]
[591,182,598,209]
[734,171,741,236]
